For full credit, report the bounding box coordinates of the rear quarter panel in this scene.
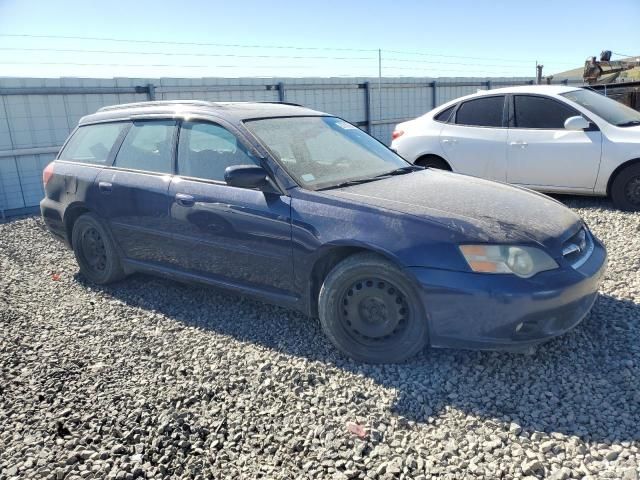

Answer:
[391,118,448,164]
[41,161,103,241]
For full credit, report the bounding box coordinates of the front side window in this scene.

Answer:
[455,96,505,127]
[245,116,410,190]
[514,95,578,129]
[59,122,127,165]
[114,120,176,174]
[561,89,640,127]
[177,121,258,182]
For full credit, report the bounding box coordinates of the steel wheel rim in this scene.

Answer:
[339,277,410,346]
[80,227,107,273]
[625,176,640,206]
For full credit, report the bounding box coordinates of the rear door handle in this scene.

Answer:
[175,193,195,207]
[510,141,528,148]
[442,138,458,145]
[98,181,112,194]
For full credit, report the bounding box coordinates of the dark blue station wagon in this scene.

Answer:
[41,101,607,363]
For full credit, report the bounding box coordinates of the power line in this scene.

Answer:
[0,46,576,71]
[384,49,534,64]
[0,33,564,67]
[0,61,322,69]
[0,47,376,61]
[0,34,377,53]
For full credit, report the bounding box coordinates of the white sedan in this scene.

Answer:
[391,85,640,210]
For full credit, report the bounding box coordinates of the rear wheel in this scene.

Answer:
[415,155,451,170]
[318,253,428,363]
[71,213,124,284]
[611,163,640,211]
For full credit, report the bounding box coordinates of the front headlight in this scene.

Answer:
[459,245,558,278]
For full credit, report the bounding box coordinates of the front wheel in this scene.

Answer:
[71,213,125,284]
[318,253,429,363]
[611,163,640,211]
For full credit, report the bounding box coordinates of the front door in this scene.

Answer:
[506,94,602,190]
[167,120,294,294]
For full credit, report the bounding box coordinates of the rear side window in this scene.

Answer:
[514,95,578,129]
[455,96,505,127]
[59,123,127,165]
[434,105,455,123]
[177,121,258,182]
[114,120,176,174]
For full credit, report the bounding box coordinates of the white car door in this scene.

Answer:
[439,95,508,181]
[506,94,602,191]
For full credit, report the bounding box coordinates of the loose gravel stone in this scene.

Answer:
[0,196,639,479]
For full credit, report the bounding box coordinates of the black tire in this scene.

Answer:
[415,155,450,170]
[318,253,429,363]
[611,163,640,211]
[71,213,125,284]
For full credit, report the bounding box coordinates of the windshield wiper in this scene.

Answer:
[616,120,640,127]
[372,165,423,178]
[316,177,383,190]
[317,166,422,191]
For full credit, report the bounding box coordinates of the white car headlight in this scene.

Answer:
[459,245,558,278]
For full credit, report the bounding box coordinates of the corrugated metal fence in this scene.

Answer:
[0,76,580,217]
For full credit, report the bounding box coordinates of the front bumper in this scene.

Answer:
[406,237,607,350]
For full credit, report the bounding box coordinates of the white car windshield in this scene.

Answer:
[561,89,640,127]
[245,116,414,190]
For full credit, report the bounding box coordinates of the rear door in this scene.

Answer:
[94,119,177,264]
[506,94,602,190]
[166,120,294,294]
[439,95,508,181]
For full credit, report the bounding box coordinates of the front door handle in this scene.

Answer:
[98,181,112,194]
[175,193,195,207]
[510,141,528,148]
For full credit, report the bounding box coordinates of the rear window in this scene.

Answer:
[434,105,455,123]
[455,96,505,127]
[59,123,127,165]
[114,120,176,174]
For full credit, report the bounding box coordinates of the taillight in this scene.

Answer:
[43,162,55,187]
[392,129,404,140]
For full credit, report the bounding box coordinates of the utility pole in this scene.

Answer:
[536,62,544,85]
[378,49,382,121]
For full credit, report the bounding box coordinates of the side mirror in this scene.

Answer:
[564,116,590,131]
[224,165,269,189]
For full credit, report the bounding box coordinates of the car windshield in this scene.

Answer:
[244,116,413,190]
[560,89,640,127]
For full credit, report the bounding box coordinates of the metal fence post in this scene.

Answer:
[278,82,286,102]
[364,81,372,133]
[147,83,156,101]
[431,80,437,109]
[486,80,492,90]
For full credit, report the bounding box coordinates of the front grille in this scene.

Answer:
[562,227,594,269]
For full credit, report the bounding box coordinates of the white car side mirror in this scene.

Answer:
[564,116,590,131]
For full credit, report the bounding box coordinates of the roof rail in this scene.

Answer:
[97,100,215,112]
[256,101,304,107]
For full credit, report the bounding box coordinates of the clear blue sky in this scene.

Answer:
[0,0,638,79]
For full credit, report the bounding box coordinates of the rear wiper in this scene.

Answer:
[616,120,640,127]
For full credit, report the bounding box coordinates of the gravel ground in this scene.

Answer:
[0,196,639,480]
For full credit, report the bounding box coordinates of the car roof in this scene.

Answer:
[477,85,582,95]
[78,100,328,125]
[427,85,583,116]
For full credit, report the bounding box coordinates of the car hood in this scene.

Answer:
[323,169,582,249]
